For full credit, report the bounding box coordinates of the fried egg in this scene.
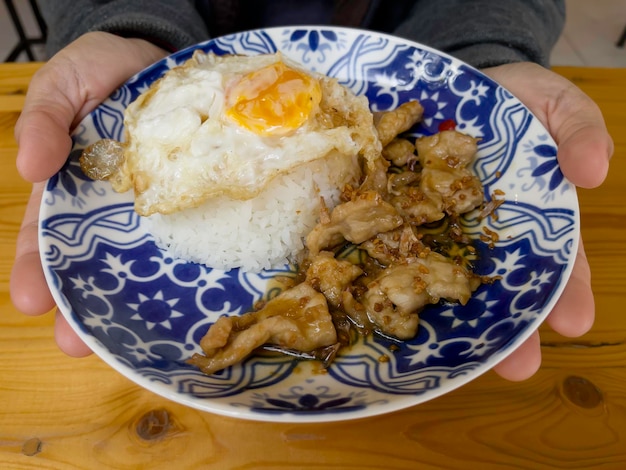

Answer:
[97,52,381,216]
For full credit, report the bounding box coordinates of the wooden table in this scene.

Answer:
[1,63,625,469]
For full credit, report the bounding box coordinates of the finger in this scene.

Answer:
[15,98,76,182]
[545,237,594,337]
[482,63,612,189]
[54,309,93,357]
[10,182,56,315]
[556,118,612,189]
[14,52,88,181]
[492,330,541,381]
[15,33,168,183]
[549,80,613,189]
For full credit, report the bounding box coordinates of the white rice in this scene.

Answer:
[144,157,354,272]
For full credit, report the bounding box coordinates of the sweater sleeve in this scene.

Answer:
[40,0,210,57]
[391,0,565,68]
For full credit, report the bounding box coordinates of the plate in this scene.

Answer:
[39,27,579,422]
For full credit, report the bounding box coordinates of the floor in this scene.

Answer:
[1,0,626,66]
[551,0,626,67]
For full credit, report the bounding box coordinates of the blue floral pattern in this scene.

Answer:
[39,27,578,423]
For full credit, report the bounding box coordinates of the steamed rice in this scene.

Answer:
[145,155,354,272]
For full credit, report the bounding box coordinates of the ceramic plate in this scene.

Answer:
[39,27,579,422]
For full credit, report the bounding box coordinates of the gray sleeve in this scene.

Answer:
[40,0,209,57]
[392,0,565,68]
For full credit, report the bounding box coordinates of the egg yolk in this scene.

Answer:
[226,61,322,136]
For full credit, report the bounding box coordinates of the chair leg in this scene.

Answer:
[617,25,626,48]
[4,0,47,62]
[29,0,47,38]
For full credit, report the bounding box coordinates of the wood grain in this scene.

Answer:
[0,63,625,469]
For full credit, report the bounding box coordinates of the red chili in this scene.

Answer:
[438,119,457,131]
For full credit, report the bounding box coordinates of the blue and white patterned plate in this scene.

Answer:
[39,27,578,422]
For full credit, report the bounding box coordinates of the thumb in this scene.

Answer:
[15,32,168,183]
[482,62,612,189]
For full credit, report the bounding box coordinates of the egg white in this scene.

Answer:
[113,52,379,216]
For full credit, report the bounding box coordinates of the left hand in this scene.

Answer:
[11,33,169,356]
[481,62,613,380]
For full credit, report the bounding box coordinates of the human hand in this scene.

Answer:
[11,32,168,356]
[481,62,613,381]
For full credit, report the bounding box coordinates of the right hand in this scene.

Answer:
[11,32,168,356]
[481,62,612,382]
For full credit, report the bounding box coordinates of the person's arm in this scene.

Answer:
[40,0,209,56]
[393,0,565,68]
